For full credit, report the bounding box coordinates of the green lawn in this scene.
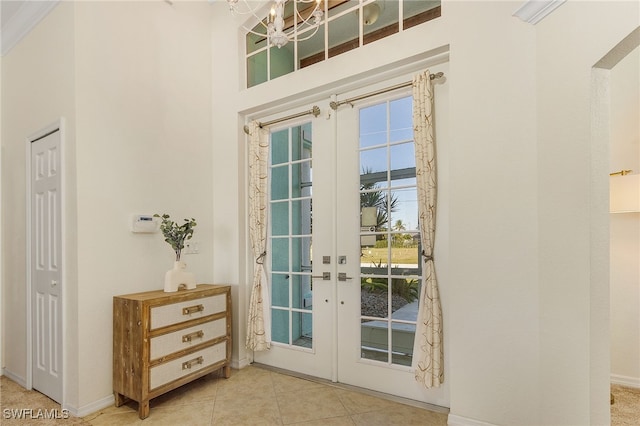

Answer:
[361,246,419,265]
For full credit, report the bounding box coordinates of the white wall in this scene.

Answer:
[610,45,640,387]
[446,2,540,424]
[210,8,249,369]
[0,22,3,376]
[211,1,639,425]
[1,0,213,414]
[73,1,213,411]
[2,0,638,423]
[1,1,77,388]
[536,4,638,424]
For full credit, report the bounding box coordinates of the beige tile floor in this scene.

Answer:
[4,366,638,425]
[1,365,448,425]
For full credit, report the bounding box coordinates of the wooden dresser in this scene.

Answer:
[113,284,231,419]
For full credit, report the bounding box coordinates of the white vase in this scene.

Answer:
[164,261,196,292]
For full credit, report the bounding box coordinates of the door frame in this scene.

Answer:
[25,118,66,405]
[242,51,450,395]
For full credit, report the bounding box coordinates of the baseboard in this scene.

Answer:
[64,394,114,418]
[1,368,27,388]
[231,356,251,370]
[611,374,640,388]
[447,414,498,426]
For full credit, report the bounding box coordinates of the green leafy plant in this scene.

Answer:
[361,276,420,303]
[154,214,197,261]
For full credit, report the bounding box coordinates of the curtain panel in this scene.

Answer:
[412,70,444,388]
[246,121,271,351]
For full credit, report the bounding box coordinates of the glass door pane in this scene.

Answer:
[253,107,333,381]
[358,96,421,367]
[269,123,314,349]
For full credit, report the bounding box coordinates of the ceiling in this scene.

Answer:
[1,1,24,28]
[0,0,564,56]
[1,0,60,55]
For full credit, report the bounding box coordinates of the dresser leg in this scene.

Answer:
[138,400,150,419]
[223,364,231,378]
[114,392,126,407]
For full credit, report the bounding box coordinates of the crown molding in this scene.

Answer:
[1,1,60,56]
[513,0,566,25]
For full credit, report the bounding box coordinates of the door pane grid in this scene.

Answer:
[270,123,313,350]
[359,96,421,367]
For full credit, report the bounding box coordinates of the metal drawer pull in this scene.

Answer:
[182,330,204,343]
[182,304,204,315]
[182,356,204,370]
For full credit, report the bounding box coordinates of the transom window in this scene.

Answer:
[246,0,441,88]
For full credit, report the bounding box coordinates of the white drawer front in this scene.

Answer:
[151,294,226,330]
[150,318,226,360]
[150,342,226,390]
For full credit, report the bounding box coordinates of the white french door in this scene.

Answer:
[30,128,63,403]
[335,92,447,404]
[253,75,448,406]
[253,114,335,380]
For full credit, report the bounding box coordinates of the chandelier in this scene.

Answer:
[227,0,324,49]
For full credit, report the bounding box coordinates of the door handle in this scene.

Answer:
[338,273,353,282]
[51,280,58,287]
[312,272,331,280]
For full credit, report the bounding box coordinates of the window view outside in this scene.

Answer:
[359,95,421,366]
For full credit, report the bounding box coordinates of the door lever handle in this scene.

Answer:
[338,273,353,282]
[312,272,331,280]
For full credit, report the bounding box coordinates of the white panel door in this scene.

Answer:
[335,93,440,402]
[253,116,335,380]
[31,129,63,403]
[334,71,449,407]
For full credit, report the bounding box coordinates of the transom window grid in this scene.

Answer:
[246,0,442,87]
[359,95,422,367]
[269,124,314,350]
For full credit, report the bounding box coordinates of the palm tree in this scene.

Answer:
[360,167,398,230]
[393,219,406,232]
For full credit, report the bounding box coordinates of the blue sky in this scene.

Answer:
[359,96,419,231]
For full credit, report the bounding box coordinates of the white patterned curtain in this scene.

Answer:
[412,70,444,388]
[246,121,271,351]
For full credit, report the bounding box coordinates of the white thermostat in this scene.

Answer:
[131,215,160,233]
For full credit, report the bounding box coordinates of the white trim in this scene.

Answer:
[447,414,499,426]
[512,0,566,25]
[1,0,60,56]
[611,374,640,389]
[231,356,251,370]
[26,118,66,407]
[64,394,114,418]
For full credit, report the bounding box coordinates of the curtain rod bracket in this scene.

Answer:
[610,169,633,176]
[244,105,321,136]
